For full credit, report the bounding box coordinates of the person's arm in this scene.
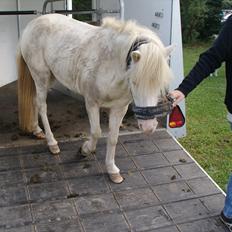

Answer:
[171,16,232,105]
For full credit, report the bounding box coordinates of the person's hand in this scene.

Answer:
[169,90,185,107]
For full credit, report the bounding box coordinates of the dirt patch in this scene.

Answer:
[0,81,163,148]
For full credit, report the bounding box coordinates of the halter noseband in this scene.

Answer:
[133,95,175,120]
[126,38,149,70]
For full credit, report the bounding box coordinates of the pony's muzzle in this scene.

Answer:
[138,119,158,135]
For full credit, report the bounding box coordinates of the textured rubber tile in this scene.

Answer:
[108,171,147,191]
[99,157,137,173]
[152,181,194,203]
[28,181,69,202]
[200,194,226,215]
[149,226,180,232]
[174,163,206,179]
[132,153,169,170]
[0,170,24,188]
[142,166,181,185]
[0,204,32,228]
[68,175,110,196]
[122,139,159,156]
[114,187,160,209]
[0,156,21,172]
[153,138,182,152]
[125,205,172,231]
[187,177,221,195]
[36,220,83,232]
[74,193,119,215]
[4,225,35,232]
[32,199,76,223]
[0,130,228,231]
[0,185,27,207]
[81,212,129,232]
[164,199,209,223]
[162,150,193,165]
[62,160,102,178]
[178,218,229,232]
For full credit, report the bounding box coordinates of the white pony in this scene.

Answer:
[17,14,173,183]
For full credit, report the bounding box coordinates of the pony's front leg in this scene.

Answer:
[106,106,128,184]
[81,103,101,155]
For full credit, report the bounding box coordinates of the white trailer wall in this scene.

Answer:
[0,0,65,88]
[0,1,18,87]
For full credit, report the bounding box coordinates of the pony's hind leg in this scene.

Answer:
[32,71,60,154]
[81,103,101,155]
[32,103,45,139]
[36,88,60,154]
[106,106,128,184]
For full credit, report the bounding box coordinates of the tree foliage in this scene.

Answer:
[222,0,232,8]
[180,0,207,43]
[198,0,223,40]
[180,0,224,42]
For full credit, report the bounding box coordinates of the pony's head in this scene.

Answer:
[102,17,174,134]
[127,39,174,134]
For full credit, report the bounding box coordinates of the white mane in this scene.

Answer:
[101,17,173,95]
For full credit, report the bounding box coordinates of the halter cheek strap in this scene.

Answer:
[126,38,149,70]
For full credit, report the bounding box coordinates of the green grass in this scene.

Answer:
[178,42,232,191]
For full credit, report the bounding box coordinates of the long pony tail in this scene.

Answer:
[17,47,36,133]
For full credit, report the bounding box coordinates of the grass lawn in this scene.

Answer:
[178,42,232,191]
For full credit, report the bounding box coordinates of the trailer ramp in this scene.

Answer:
[0,130,229,232]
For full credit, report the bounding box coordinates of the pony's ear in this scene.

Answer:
[165,44,176,57]
[131,51,141,63]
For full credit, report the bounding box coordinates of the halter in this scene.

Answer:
[126,38,173,120]
[126,37,150,70]
[133,95,175,120]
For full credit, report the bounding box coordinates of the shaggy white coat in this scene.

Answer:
[18,14,173,180]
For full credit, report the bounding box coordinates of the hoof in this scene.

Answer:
[49,144,60,155]
[79,146,87,156]
[76,147,88,160]
[79,146,95,156]
[109,173,124,184]
[34,131,46,139]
